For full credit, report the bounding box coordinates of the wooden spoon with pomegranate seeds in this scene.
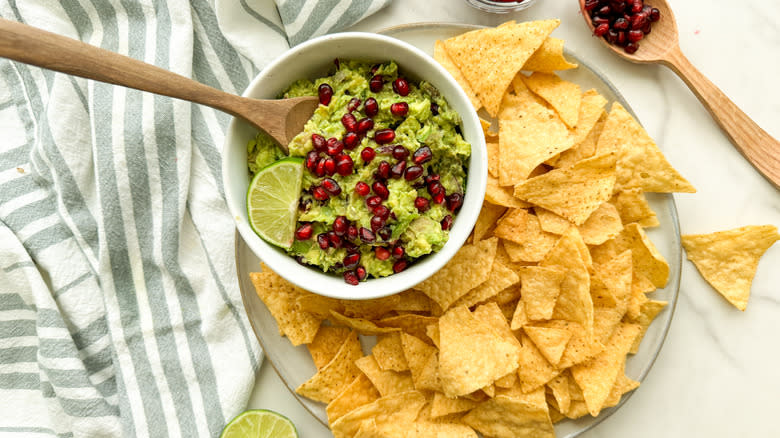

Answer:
[0,18,317,152]
[579,0,780,189]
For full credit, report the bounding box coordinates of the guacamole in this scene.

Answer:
[247,60,471,284]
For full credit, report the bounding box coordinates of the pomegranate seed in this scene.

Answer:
[347,97,361,112]
[617,31,627,46]
[357,118,374,134]
[392,145,409,160]
[392,259,408,273]
[592,16,610,27]
[346,225,358,241]
[369,75,383,92]
[412,146,433,164]
[305,150,319,172]
[624,42,640,54]
[335,154,354,176]
[432,192,445,204]
[366,196,382,210]
[630,14,646,30]
[323,157,336,176]
[361,147,376,163]
[364,97,379,117]
[427,181,444,196]
[414,196,429,212]
[424,174,440,185]
[446,193,463,212]
[610,1,625,14]
[404,165,423,181]
[376,145,395,155]
[631,0,643,13]
[327,140,344,156]
[440,215,453,231]
[374,129,395,144]
[370,215,385,232]
[613,17,629,30]
[343,270,359,285]
[373,205,390,220]
[641,21,652,34]
[390,102,409,117]
[359,227,375,243]
[372,181,389,199]
[317,233,329,249]
[584,0,599,11]
[649,7,660,22]
[311,133,326,152]
[355,181,371,196]
[377,161,391,179]
[328,231,342,249]
[321,178,342,196]
[312,186,329,201]
[356,266,367,281]
[343,253,360,269]
[594,23,610,37]
[430,102,439,115]
[597,5,610,15]
[392,78,410,96]
[606,29,619,44]
[342,113,358,132]
[627,29,644,43]
[375,247,391,261]
[333,216,348,235]
[295,223,313,240]
[391,160,406,179]
[392,246,404,259]
[343,132,360,149]
[377,227,392,241]
[318,83,333,105]
[315,158,326,177]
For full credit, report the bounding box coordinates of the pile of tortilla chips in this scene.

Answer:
[248,20,775,438]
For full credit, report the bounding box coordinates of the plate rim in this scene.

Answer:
[237,21,683,435]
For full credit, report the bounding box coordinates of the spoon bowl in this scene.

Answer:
[579,0,780,189]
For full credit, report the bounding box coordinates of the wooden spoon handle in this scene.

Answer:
[0,18,253,128]
[663,46,780,189]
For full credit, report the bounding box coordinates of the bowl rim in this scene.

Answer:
[222,31,488,300]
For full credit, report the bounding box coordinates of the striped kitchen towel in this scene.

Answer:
[0,0,389,437]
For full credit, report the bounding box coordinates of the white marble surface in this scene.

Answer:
[248,1,780,436]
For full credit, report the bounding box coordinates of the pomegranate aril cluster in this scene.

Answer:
[585,0,660,54]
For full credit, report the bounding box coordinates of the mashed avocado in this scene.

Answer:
[248,60,470,283]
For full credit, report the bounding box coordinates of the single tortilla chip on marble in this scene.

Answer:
[513,153,617,226]
[518,265,565,321]
[443,19,560,116]
[438,306,521,397]
[414,237,498,311]
[452,261,520,309]
[597,102,695,193]
[681,225,779,311]
[326,374,380,425]
[372,332,409,372]
[330,391,427,438]
[433,39,482,110]
[308,326,352,370]
[523,71,582,128]
[473,202,507,242]
[629,300,668,354]
[249,271,320,345]
[494,209,559,262]
[355,355,415,397]
[524,326,572,366]
[462,394,555,438]
[296,330,363,403]
[522,37,578,72]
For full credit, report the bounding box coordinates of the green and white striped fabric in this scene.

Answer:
[0,0,389,436]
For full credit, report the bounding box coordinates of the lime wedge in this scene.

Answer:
[220,409,298,438]
[246,157,304,249]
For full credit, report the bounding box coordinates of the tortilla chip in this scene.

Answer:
[463,392,554,438]
[592,307,625,346]
[414,237,498,311]
[546,374,571,414]
[308,326,352,370]
[355,355,415,397]
[518,266,565,321]
[524,326,572,366]
[356,420,478,438]
[523,72,582,128]
[443,20,560,116]
[629,300,668,354]
[250,271,320,345]
[682,225,779,310]
[569,89,607,144]
[570,323,641,416]
[372,333,409,372]
[522,37,578,72]
[434,40,482,110]
[452,261,520,309]
[374,314,438,343]
[495,371,518,389]
[393,290,432,313]
[297,294,344,319]
[327,374,380,425]
[597,102,695,193]
[510,297,528,330]
[578,202,623,246]
[516,333,560,392]
[593,250,633,316]
[438,306,522,397]
[610,188,659,228]
[296,330,363,403]
[474,302,523,350]
[431,392,479,418]
[554,110,605,169]
[400,333,440,391]
[495,210,559,262]
[474,202,507,242]
[330,391,427,438]
[342,295,401,320]
[537,320,602,369]
[486,142,499,178]
[535,208,572,235]
[426,323,440,349]
[513,153,617,226]
[329,310,401,336]
[602,366,640,409]
[593,223,669,289]
[487,174,532,208]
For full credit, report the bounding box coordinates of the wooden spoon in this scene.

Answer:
[0,18,317,152]
[579,0,780,189]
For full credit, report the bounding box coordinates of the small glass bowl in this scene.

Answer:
[465,0,538,13]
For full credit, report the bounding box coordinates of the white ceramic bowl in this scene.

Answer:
[222,32,487,300]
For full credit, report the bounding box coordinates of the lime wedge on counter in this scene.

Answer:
[220,409,298,438]
[246,157,304,249]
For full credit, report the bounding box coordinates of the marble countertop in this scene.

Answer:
[249,1,780,436]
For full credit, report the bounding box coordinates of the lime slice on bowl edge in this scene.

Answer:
[246,157,304,249]
[220,409,298,438]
